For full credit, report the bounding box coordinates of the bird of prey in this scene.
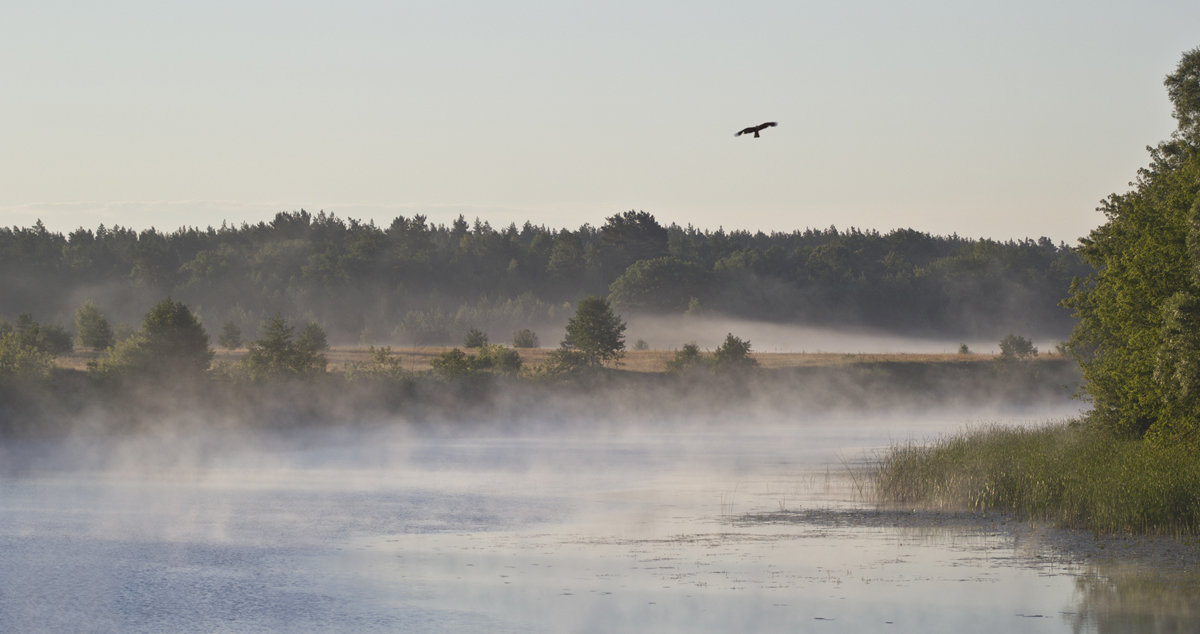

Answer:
[735,121,777,138]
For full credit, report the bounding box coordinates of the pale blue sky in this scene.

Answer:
[3,1,1199,241]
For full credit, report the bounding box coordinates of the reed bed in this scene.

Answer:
[874,422,1200,536]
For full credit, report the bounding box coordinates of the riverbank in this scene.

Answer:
[873,422,1200,537]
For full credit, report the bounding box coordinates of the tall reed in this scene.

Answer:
[874,422,1200,536]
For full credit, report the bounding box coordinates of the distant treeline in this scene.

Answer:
[0,210,1087,343]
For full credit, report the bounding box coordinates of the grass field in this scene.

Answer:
[55,346,1047,374]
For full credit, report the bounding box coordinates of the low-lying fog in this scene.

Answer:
[622,315,1061,354]
[2,396,1194,632]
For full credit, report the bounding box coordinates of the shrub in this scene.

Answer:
[241,314,326,381]
[0,331,54,380]
[539,347,591,377]
[10,314,73,356]
[90,298,211,380]
[512,329,539,348]
[431,348,473,380]
[476,344,522,375]
[344,346,410,382]
[75,302,114,349]
[712,333,757,371]
[666,343,706,373]
[463,327,488,348]
[999,334,1037,360]
[218,321,243,350]
[298,322,329,355]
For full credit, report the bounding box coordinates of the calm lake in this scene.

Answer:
[2,400,1197,632]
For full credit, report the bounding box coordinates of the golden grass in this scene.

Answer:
[55,346,1047,374]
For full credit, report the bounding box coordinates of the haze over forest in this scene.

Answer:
[0,211,1087,347]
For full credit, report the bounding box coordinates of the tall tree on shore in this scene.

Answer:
[1065,47,1200,443]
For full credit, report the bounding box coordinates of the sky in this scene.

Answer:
[3,1,1200,243]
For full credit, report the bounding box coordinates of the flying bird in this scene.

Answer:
[735,121,777,138]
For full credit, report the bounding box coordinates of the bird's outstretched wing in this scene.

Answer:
[735,121,778,137]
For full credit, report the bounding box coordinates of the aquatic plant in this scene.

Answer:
[875,422,1200,536]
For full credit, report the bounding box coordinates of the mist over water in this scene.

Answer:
[11,384,1191,634]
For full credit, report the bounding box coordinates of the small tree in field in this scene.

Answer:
[218,321,243,350]
[512,329,539,348]
[91,298,212,380]
[298,321,329,356]
[463,327,488,348]
[13,314,73,356]
[712,333,757,371]
[0,331,54,380]
[562,296,626,367]
[75,302,114,349]
[242,314,326,380]
[141,299,212,374]
[665,342,705,373]
[999,334,1037,360]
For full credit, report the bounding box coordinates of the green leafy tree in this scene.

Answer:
[512,329,539,348]
[712,333,758,371]
[665,342,706,373]
[218,321,243,350]
[430,348,473,379]
[562,296,626,367]
[141,298,212,373]
[540,347,591,377]
[0,331,54,380]
[91,298,212,379]
[998,334,1038,360]
[476,344,522,375]
[430,343,522,379]
[242,314,326,380]
[298,321,329,357]
[1154,288,1200,443]
[1064,47,1200,440]
[13,314,73,356]
[75,302,114,349]
[607,256,707,312]
[463,327,488,348]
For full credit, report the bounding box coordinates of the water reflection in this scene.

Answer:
[1070,565,1200,633]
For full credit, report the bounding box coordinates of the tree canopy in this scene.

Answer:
[0,208,1085,346]
[91,298,212,380]
[241,315,328,381]
[562,296,626,367]
[1064,47,1200,444]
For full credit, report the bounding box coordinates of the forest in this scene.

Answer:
[0,211,1086,346]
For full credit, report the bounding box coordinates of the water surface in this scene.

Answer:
[2,405,1196,632]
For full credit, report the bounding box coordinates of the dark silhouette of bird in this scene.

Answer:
[735,121,777,138]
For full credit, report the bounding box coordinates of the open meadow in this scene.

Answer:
[56,347,1021,374]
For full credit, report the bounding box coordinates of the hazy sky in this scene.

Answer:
[4,1,1199,242]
